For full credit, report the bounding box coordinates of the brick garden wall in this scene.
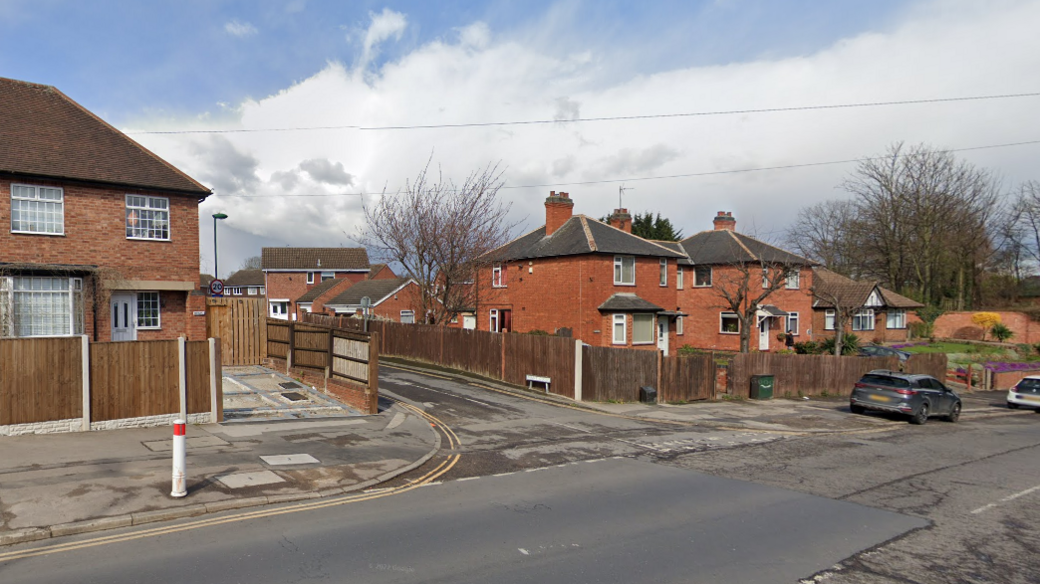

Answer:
[933,311,1040,344]
[262,356,377,414]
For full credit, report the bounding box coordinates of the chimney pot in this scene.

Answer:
[545,190,575,236]
[713,211,736,231]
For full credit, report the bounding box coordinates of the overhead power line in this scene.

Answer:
[131,92,1040,136]
[213,138,1040,199]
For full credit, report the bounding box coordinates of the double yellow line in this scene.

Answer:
[0,400,460,563]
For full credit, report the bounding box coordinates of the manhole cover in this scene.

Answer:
[281,392,310,402]
[279,381,303,390]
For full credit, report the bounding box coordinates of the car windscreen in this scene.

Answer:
[859,374,910,388]
[1017,378,1040,390]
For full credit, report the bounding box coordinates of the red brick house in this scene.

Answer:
[477,192,687,353]
[675,212,816,352]
[811,268,923,343]
[223,269,266,297]
[324,278,421,323]
[260,247,371,320]
[0,77,211,341]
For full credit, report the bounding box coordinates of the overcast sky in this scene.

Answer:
[3,0,1039,278]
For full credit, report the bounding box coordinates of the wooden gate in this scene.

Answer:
[206,297,266,366]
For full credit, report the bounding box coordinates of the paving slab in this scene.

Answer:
[260,454,320,466]
[217,470,286,489]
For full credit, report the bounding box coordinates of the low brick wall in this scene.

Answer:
[990,368,1040,391]
[933,311,1040,344]
[263,357,378,414]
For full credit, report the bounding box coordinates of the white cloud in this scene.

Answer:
[131,0,1040,270]
[224,20,258,38]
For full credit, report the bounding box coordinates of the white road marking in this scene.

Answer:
[972,484,1040,514]
[518,548,530,555]
[549,421,592,433]
[456,476,481,482]
[492,472,516,477]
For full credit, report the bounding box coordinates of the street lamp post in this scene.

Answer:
[212,212,228,279]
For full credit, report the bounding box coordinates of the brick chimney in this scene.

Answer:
[713,211,735,231]
[545,191,574,236]
[609,208,632,234]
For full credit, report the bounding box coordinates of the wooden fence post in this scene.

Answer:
[209,338,222,423]
[656,350,662,404]
[286,321,296,373]
[178,336,188,420]
[81,335,91,431]
[574,339,583,402]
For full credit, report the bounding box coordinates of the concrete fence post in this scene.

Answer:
[81,335,91,431]
[178,336,188,421]
[573,339,583,402]
[208,338,221,424]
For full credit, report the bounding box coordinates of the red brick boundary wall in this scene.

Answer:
[933,311,1040,344]
[263,356,377,414]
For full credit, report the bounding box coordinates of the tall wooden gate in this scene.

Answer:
[206,297,266,366]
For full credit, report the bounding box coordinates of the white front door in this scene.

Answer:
[657,320,669,354]
[758,317,769,351]
[111,293,137,342]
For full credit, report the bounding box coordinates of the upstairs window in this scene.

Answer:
[126,195,170,240]
[694,266,712,287]
[12,184,64,235]
[677,268,684,290]
[492,262,505,287]
[320,271,335,282]
[786,270,800,289]
[614,256,635,285]
[659,259,668,287]
[306,272,315,284]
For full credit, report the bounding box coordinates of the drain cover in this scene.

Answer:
[281,392,309,402]
[279,381,303,390]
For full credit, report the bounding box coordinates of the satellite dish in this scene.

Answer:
[360,296,372,308]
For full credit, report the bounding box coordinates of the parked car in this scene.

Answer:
[1007,375,1040,410]
[850,370,961,424]
[857,345,911,363]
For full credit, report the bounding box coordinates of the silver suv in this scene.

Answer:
[850,370,961,425]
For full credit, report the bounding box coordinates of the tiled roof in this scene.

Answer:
[224,269,265,287]
[679,229,812,266]
[0,77,210,195]
[812,268,923,309]
[296,277,350,303]
[326,278,412,307]
[598,293,664,313]
[261,247,370,270]
[879,287,924,309]
[367,264,389,279]
[491,216,685,262]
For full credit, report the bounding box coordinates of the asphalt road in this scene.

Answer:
[0,458,924,584]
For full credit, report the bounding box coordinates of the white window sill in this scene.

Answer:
[492,285,507,288]
[126,237,171,242]
[633,342,654,346]
[613,282,636,286]
[719,331,740,335]
[693,284,712,288]
[137,326,161,331]
[11,230,64,236]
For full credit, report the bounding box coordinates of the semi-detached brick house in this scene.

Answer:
[0,77,212,341]
[295,263,398,316]
[478,192,687,354]
[324,277,422,323]
[261,247,371,320]
[222,269,266,297]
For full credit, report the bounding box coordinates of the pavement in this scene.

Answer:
[1,361,1033,548]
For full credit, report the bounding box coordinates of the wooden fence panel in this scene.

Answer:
[659,354,715,402]
[504,334,575,398]
[905,353,949,380]
[293,324,330,371]
[582,346,658,402]
[441,328,503,380]
[332,329,370,383]
[91,341,180,421]
[267,319,289,359]
[727,353,898,398]
[186,341,212,414]
[0,337,82,425]
[207,297,266,366]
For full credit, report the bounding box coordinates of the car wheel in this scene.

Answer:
[1007,402,1020,409]
[944,402,961,423]
[910,402,929,425]
[850,404,866,415]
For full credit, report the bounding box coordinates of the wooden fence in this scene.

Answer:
[207,297,266,366]
[1,337,221,434]
[727,354,897,398]
[266,319,377,386]
[905,353,949,381]
[504,334,576,398]
[660,354,716,402]
[581,346,659,402]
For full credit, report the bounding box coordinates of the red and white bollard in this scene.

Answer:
[171,419,187,498]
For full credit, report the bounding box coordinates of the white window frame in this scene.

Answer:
[247,287,258,296]
[612,314,627,345]
[614,256,635,286]
[659,259,667,287]
[786,312,799,336]
[786,270,800,290]
[824,309,836,330]
[136,292,161,330]
[11,184,64,236]
[320,271,335,282]
[853,309,875,331]
[887,309,907,329]
[677,267,684,290]
[677,315,684,335]
[762,268,770,289]
[489,309,500,332]
[720,312,740,334]
[269,300,289,319]
[1,276,84,337]
[492,262,505,287]
[632,314,655,345]
[306,272,315,284]
[400,310,415,324]
[125,194,170,241]
[694,266,712,287]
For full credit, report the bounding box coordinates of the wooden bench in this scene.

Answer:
[526,374,551,393]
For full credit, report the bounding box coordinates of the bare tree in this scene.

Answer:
[712,261,798,353]
[239,256,262,270]
[810,286,860,356]
[786,200,859,278]
[360,160,515,325]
